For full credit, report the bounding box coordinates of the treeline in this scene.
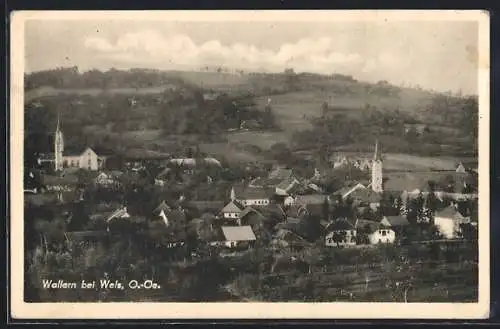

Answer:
[25,67,190,91]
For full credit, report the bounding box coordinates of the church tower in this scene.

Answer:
[371,140,383,193]
[54,111,64,171]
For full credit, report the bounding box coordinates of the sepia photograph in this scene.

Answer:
[10,10,489,319]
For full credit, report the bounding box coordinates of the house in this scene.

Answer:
[380,215,410,228]
[62,147,106,171]
[94,171,122,187]
[333,182,368,199]
[380,215,410,238]
[271,229,308,249]
[230,185,273,207]
[168,157,222,168]
[368,226,396,244]
[456,162,466,173]
[325,218,357,247]
[106,206,131,223]
[221,200,245,220]
[153,200,172,224]
[275,176,303,196]
[434,204,469,239]
[154,167,173,186]
[154,208,187,232]
[355,219,395,245]
[239,207,266,227]
[294,194,329,206]
[257,202,287,221]
[332,155,349,168]
[349,188,382,210]
[220,225,257,249]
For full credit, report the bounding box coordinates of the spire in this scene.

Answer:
[373,140,381,161]
[56,110,61,132]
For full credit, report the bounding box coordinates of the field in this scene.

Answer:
[227,242,478,303]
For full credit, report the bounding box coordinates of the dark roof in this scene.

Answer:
[153,200,171,214]
[240,207,264,220]
[327,218,356,231]
[355,219,381,233]
[295,194,328,205]
[276,177,301,191]
[350,188,382,203]
[381,216,409,227]
[234,186,274,200]
[63,146,89,156]
[165,209,187,223]
[257,203,286,219]
[221,200,245,213]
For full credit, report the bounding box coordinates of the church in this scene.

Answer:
[52,113,107,171]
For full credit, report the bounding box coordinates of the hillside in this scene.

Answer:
[24,68,478,168]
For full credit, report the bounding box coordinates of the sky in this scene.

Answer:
[24,18,479,94]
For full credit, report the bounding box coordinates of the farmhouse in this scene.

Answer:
[333,182,368,199]
[275,176,303,197]
[325,218,357,247]
[349,188,382,210]
[355,219,395,245]
[380,215,410,237]
[434,204,469,239]
[220,226,257,249]
[221,200,245,220]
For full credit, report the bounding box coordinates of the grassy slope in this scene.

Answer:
[26,71,466,168]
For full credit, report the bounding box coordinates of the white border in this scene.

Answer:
[10,10,490,319]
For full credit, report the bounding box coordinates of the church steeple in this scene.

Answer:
[373,139,381,161]
[54,110,64,171]
[371,140,383,193]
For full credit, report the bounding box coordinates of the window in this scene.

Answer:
[88,158,92,169]
[381,230,387,236]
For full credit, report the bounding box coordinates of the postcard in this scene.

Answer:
[10,10,490,319]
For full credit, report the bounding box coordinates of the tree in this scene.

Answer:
[321,102,329,117]
[262,104,276,128]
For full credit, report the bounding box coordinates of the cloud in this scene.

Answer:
[84,30,366,74]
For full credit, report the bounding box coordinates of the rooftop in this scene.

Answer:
[435,205,467,220]
[295,194,328,205]
[381,216,410,227]
[233,186,274,200]
[221,200,245,213]
[221,226,256,241]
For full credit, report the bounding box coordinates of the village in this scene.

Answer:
[24,114,479,257]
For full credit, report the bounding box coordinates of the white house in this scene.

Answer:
[434,204,468,239]
[230,186,272,207]
[63,147,104,171]
[220,225,257,248]
[369,227,396,244]
[221,200,245,220]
